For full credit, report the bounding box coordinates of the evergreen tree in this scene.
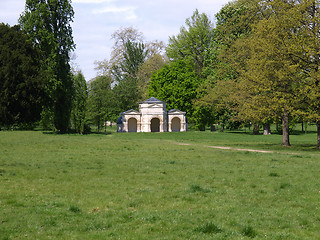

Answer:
[19,0,75,133]
[71,72,87,134]
[0,23,45,128]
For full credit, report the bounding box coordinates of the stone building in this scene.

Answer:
[117,97,187,132]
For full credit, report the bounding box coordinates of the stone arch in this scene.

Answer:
[150,118,160,132]
[171,117,181,132]
[128,118,137,132]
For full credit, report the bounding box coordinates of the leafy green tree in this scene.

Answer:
[229,0,307,146]
[113,39,148,82]
[112,76,140,113]
[87,76,112,132]
[195,0,268,132]
[166,9,214,77]
[0,23,45,128]
[293,0,320,148]
[95,27,144,81]
[19,0,75,133]
[137,53,168,100]
[71,72,87,134]
[148,60,201,118]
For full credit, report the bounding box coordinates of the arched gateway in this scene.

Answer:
[128,118,137,132]
[117,97,187,133]
[171,117,181,132]
[151,118,160,132]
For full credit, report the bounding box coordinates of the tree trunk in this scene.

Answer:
[282,110,290,147]
[253,124,259,135]
[301,122,304,133]
[317,121,320,149]
[263,124,271,135]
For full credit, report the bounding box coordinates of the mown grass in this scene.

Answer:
[0,130,320,239]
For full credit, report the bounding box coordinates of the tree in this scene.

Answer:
[137,53,168,100]
[71,72,87,134]
[19,0,75,133]
[293,0,320,148]
[113,39,148,82]
[95,27,145,81]
[228,0,307,146]
[0,23,45,128]
[87,76,113,132]
[166,9,214,77]
[148,60,201,118]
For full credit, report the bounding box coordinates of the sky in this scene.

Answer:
[1,0,231,81]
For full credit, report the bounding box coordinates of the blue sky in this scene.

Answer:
[1,0,231,81]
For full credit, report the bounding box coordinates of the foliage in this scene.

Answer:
[137,54,168,100]
[19,0,75,133]
[71,72,88,134]
[166,9,214,77]
[0,23,45,127]
[87,75,113,132]
[229,0,311,146]
[148,60,201,118]
[112,76,140,113]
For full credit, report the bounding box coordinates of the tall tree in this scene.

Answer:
[71,72,87,134]
[113,39,148,82]
[228,0,306,146]
[148,60,201,118]
[294,0,320,148]
[137,53,168,100]
[166,9,214,77]
[0,23,45,128]
[19,0,75,133]
[87,76,113,132]
[195,0,268,132]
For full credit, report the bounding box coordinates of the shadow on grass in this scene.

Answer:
[42,131,113,135]
[226,130,317,136]
[252,143,319,152]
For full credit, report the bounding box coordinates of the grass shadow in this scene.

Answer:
[42,131,113,135]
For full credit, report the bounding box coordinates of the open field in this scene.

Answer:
[1,130,320,239]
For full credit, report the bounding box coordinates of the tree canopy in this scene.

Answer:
[0,23,45,128]
[19,0,75,133]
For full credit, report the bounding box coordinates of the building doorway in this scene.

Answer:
[151,118,160,132]
[128,118,137,132]
[171,117,181,132]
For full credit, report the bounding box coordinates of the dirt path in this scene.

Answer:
[207,146,275,153]
[175,142,299,155]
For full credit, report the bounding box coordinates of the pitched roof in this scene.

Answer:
[139,97,164,103]
[121,109,141,114]
[168,109,186,114]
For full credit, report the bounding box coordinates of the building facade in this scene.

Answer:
[117,97,187,132]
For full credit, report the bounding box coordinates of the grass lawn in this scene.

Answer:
[1,130,320,239]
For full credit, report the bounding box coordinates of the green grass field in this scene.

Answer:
[1,130,320,239]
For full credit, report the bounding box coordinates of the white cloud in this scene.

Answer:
[92,6,137,20]
[92,5,135,14]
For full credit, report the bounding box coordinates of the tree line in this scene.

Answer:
[1,0,320,148]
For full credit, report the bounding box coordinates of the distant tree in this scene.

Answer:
[112,76,140,113]
[95,27,144,81]
[137,53,168,100]
[194,0,266,131]
[148,60,200,118]
[290,0,320,148]
[229,0,307,146]
[71,72,87,134]
[19,0,75,133]
[113,39,148,82]
[0,23,45,128]
[87,76,112,132]
[166,9,214,77]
